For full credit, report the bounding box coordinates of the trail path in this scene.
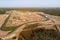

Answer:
[0,11,60,40]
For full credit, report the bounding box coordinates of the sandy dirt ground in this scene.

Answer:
[0,11,60,40]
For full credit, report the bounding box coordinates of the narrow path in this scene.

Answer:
[1,19,55,40]
[0,14,9,28]
[1,13,12,31]
[0,14,11,37]
[0,12,58,40]
[0,13,12,37]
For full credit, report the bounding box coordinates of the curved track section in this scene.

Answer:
[0,12,59,40]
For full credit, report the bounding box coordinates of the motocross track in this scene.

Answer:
[0,11,60,40]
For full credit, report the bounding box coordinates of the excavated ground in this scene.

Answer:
[0,10,60,40]
[5,11,47,27]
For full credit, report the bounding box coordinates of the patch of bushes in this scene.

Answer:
[2,26,60,40]
[0,8,60,16]
[1,26,17,31]
[30,28,60,40]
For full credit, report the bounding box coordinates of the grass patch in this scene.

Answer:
[18,34,25,40]
[1,26,17,31]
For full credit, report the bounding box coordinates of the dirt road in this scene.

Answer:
[0,11,60,40]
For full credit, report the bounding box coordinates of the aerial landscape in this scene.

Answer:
[0,0,60,40]
[0,8,60,40]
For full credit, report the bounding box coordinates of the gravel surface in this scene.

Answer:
[5,11,47,27]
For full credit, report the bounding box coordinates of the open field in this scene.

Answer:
[0,8,60,40]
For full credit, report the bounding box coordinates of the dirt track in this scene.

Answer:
[0,14,11,37]
[0,11,60,40]
[0,14,9,28]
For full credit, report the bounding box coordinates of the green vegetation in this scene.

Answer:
[18,34,25,40]
[31,28,60,40]
[15,8,60,16]
[0,8,60,40]
[22,28,60,40]
[0,8,60,16]
[0,8,11,14]
[2,24,60,40]
[1,26,17,31]
[2,26,25,40]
